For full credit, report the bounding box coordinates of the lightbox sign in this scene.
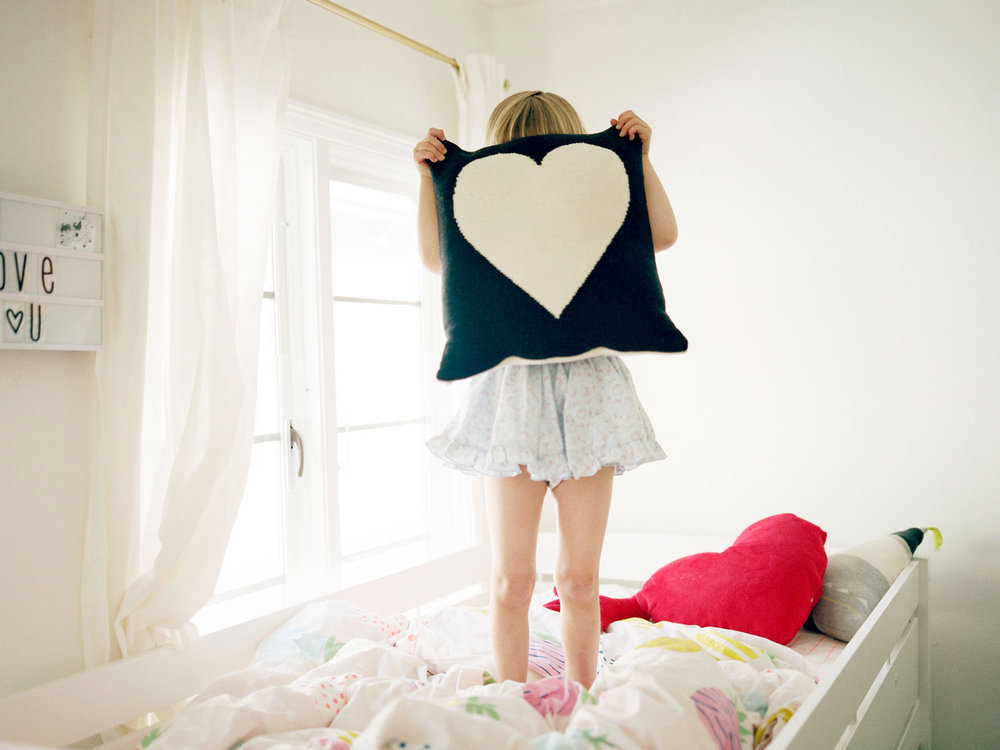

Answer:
[0,192,103,350]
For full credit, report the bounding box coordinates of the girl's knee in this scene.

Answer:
[554,568,599,605]
[492,568,536,608]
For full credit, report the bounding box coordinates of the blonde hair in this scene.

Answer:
[484,91,585,146]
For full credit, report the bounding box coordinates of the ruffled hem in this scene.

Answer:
[427,355,666,487]
[426,436,666,488]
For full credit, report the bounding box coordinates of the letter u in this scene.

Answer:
[29,303,42,342]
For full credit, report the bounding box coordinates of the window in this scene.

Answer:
[329,181,428,575]
[193,104,481,633]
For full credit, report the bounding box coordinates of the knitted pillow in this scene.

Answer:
[428,127,687,381]
[810,527,941,641]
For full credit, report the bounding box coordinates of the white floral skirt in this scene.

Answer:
[426,356,665,487]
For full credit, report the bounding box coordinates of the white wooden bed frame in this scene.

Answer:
[0,533,931,750]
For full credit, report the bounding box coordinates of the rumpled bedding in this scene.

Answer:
[140,595,818,750]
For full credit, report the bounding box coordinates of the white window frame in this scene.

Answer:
[195,102,487,633]
[276,101,484,602]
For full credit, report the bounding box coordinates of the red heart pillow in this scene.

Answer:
[545,513,828,644]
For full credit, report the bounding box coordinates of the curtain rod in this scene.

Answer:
[305,0,460,72]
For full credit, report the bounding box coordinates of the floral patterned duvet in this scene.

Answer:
[142,595,817,750]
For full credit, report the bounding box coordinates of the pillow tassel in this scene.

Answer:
[891,526,943,554]
[927,526,943,550]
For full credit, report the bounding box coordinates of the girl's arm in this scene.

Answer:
[611,111,678,251]
[414,128,447,273]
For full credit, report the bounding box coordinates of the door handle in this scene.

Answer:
[289,422,304,478]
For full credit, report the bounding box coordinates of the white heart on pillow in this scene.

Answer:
[453,143,630,318]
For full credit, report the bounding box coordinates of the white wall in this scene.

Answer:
[0,0,490,698]
[0,0,96,697]
[290,0,493,139]
[494,0,999,747]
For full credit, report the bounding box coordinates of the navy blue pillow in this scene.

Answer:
[429,126,687,381]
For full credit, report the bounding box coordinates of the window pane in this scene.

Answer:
[330,180,420,301]
[337,423,428,557]
[333,301,424,427]
[263,239,275,294]
[255,298,280,435]
[215,441,284,594]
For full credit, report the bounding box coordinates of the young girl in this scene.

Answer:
[413,91,678,689]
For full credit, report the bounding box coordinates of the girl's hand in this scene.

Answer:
[611,111,652,156]
[614,111,677,250]
[414,128,447,177]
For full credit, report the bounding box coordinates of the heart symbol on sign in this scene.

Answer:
[6,309,24,333]
[453,142,630,318]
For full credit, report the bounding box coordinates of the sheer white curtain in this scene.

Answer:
[452,54,508,150]
[82,0,295,665]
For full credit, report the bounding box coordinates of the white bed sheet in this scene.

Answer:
[785,628,847,679]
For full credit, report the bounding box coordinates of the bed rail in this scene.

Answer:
[769,556,929,750]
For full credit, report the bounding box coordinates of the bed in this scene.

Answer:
[0,530,931,750]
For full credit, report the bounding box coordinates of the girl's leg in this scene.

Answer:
[484,466,547,683]
[550,466,614,689]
